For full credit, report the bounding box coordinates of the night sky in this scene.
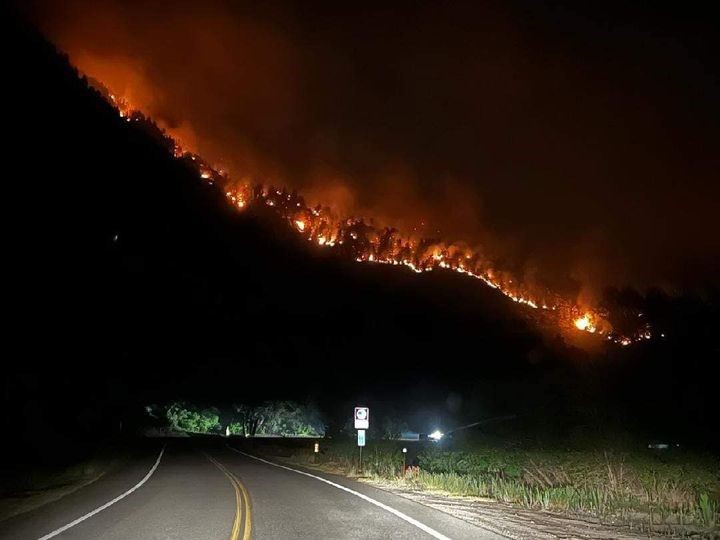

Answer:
[25,0,720,295]
[3,2,719,460]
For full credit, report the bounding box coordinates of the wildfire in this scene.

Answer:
[88,78,655,347]
[574,314,596,333]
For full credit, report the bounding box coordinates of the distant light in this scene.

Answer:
[648,443,669,450]
[314,442,319,453]
[429,430,444,441]
[402,447,407,453]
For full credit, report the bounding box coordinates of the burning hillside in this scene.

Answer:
[98,86,650,346]
[24,0,720,351]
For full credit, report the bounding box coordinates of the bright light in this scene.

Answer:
[574,313,596,333]
[428,430,444,441]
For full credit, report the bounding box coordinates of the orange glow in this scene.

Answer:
[85,77,653,348]
[574,314,596,333]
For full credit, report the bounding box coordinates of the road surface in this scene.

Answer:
[0,439,506,539]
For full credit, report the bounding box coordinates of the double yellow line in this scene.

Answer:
[206,454,252,540]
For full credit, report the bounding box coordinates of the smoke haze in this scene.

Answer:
[27,0,720,296]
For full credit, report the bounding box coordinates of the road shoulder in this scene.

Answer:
[261,450,653,540]
[0,454,118,524]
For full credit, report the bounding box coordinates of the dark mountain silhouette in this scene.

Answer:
[3,14,718,464]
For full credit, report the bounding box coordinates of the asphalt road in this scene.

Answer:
[0,440,506,539]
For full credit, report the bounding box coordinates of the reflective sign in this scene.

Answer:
[354,407,369,429]
[357,429,366,447]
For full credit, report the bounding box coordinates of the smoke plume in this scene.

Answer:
[26,0,720,297]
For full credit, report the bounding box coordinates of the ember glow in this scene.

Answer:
[574,314,596,333]
[95,82,652,346]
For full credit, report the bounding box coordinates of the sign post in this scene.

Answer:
[357,429,365,473]
[354,407,369,474]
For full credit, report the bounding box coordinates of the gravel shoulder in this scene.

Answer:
[274,456,679,540]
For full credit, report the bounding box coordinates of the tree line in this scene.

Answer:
[149,401,325,437]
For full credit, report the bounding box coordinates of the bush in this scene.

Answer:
[166,402,220,433]
[419,447,523,478]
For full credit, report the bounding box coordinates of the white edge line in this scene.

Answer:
[227,445,452,540]
[38,445,166,540]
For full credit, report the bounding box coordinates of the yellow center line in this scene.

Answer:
[205,453,252,540]
[236,473,253,540]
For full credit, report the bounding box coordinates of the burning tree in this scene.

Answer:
[84,76,654,348]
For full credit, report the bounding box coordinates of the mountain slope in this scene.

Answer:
[3,14,719,458]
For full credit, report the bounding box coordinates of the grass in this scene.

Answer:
[276,438,719,536]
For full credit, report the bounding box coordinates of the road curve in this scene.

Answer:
[0,439,506,539]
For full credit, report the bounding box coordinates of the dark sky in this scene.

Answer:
[4,3,720,451]
[27,0,720,297]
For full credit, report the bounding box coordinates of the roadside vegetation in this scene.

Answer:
[165,403,221,434]
[148,401,325,437]
[277,438,719,537]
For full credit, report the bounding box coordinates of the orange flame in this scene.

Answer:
[88,78,653,347]
[574,314,596,333]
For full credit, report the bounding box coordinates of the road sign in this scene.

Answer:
[357,429,366,447]
[354,407,369,429]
